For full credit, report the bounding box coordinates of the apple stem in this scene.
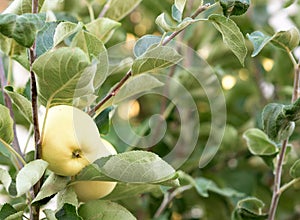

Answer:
[88,3,210,116]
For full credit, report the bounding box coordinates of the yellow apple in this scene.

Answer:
[41,105,113,176]
[72,138,117,202]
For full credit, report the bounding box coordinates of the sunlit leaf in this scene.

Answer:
[78,200,136,220]
[208,14,247,65]
[155,13,194,32]
[113,74,164,104]
[132,45,182,74]
[243,128,278,155]
[133,35,161,57]
[85,18,121,43]
[53,22,83,47]
[32,47,93,106]
[105,0,142,21]
[172,0,187,22]
[57,187,78,211]
[5,86,33,123]
[16,159,48,196]
[75,151,178,186]
[32,173,69,204]
[290,159,300,178]
[0,168,12,192]
[103,183,162,201]
[0,104,14,144]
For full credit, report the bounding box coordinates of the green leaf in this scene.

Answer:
[71,32,98,59]
[94,106,114,134]
[219,0,250,17]
[0,104,14,144]
[105,0,142,21]
[172,0,187,22]
[0,33,12,55]
[103,183,161,201]
[57,187,78,211]
[113,74,164,104]
[247,28,300,56]
[75,151,178,185]
[32,47,92,106]
[246,31,272,57]
[5,211,23,220]
[262,102,298,142]
[208,14,247,65]
[0,168,12,192]
[243,128,278,155]
[0,204,19,220]
[55,203,82,220]
[85,18,121,43]
[133,35,161,57]
[70,30,109,89]
[78,200,136,220]
[3,0,45,14]
[5,86,33,123]
[32,173,69,204]
[232,197,267,219]
[36,22,58,57]
[16,159,48,196]
[272,27,300,52]
[155,13,194,32]
[290,159,300,178]
[53,22,83,47]
[284,0,297,7]
[43,209,57,220]
[132,45,182,75]
[0,13,46,48]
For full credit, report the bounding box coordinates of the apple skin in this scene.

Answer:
[41,105,112,176]
[72,138,117,202]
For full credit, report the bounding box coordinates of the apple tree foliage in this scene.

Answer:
[0,0,300,219]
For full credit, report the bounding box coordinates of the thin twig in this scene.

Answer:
[98,0,112,18]
[0,58,24,169]
[292,59,300,102]
[88,4,210,116]
[268,139,289,220]
[154,185,192,218]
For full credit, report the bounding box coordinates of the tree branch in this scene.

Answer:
[29,0,43,219]
[88,3,210,116]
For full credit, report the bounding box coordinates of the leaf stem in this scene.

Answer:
[0,57,24,169]
[88,3,210,116]
[279,178,300,194]
[86,1,95,21]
